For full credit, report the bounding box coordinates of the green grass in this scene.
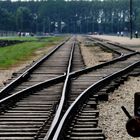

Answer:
[0,36,65,68]
[0,36,66,42]
[0,37,38,41]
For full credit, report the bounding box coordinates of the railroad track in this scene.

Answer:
[46,45,139,139]
[51,54,140,140]
[0,37,84,99]
[88,37,136,56]
[0,35,139,140]
[0,36,85,140]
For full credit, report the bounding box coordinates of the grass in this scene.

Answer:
[0,36,38,41]
[0,36,65,68]
[0,36,66,42]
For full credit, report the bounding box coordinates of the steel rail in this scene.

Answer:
[108,42,136,53]
[87,37,123,56]
[44,41,75,140]
[70,52,138,78]
[0,49,137,111]
[0,37,138,139]
[97,42,124,56]
[0,39,67,98]
[52,60,140,140]
[0,74,66,112]
[88,36,136,56]
[44,43,139,139]
[0,50,137,109]
[70,38,137,77]
[0,35,127,100]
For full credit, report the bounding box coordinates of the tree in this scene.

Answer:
[16,7,32,32]
[0,8,14,31]
[0,0,139,34]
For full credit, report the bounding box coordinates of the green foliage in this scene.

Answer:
[16,7,33,32]
[0,0,140,33]
[0,8,15,31]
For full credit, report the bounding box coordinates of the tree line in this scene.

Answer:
[0,0,140,34]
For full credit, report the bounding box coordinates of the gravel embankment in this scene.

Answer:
[78,36,140,140]
[99,77,140,140]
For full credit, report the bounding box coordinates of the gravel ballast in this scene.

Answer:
[0,35,140,139]
[79,36,113,67]
[78,36,140,140]
[92,35,140,52]
[99,76,140,140]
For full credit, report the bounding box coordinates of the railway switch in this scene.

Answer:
[121,92,140,137]
[134,92,140,116]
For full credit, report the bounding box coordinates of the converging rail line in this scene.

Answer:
[0,36,85,140]
[0,35,139,140]
[51,53,140,140]
[88,37,136,56]
[0,37,84,100]
[46,36,140,140]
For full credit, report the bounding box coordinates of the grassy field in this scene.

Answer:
[0,36,66,42]
[0,36,38,41]
[0,36,65,68]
